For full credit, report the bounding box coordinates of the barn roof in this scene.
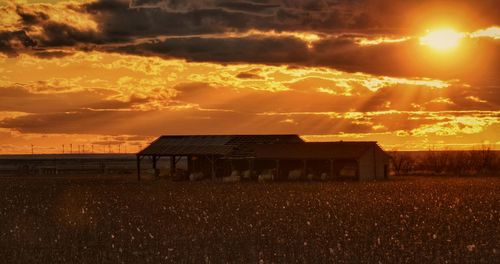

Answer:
[138,134,304,156]
[231,142,379,159]
[138,134,386,159]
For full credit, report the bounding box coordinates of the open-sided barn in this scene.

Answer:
[137,135,389,181]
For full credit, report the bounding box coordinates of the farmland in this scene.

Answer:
[0,176,498,263]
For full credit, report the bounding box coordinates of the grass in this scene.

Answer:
[0,176,498,263]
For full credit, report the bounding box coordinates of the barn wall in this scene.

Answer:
[375,146,389,180]
[358,149,375,181]
[358,145,390,181]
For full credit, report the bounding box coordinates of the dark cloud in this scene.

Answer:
[109,35,500,82]
[217,1,280,13]
[32,50,73,59]
[0,30,36,56]
[15,5,50,25]
[7,0,500,50]
[85,1,259,39]
[12,5,100,47]
[112,36,309,64]
[35,22,101,47]
[2,0,499,82]
[235,69,263,79]
[129,0,214,11]
[126,0,500,31]
[75,0,389,43]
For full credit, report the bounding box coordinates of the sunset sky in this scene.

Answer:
[0,0,499,154]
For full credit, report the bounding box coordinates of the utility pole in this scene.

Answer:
[31,144,34,155]
[91,144,94,153]
[62,144,65,154]
[70,144,72,154]
[82,145,85,153]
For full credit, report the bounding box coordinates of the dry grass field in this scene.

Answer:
[0,176,498,263]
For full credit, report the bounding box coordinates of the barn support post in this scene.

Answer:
[211,155,216,180]
[187,155,192,174]
[170,155,176,178]
[248,159,254,179]
[152,155,158,179]
[330,159,334,179]
[275,159,280,180]
[302,159,307,178]
[356,160,360,181]
[136,155,141,181]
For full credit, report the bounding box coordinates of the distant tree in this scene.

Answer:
[421,148,450,175]
[448,151,472,176]
[390,151,415,176]
[391,145,498,177]
[473,145,497,175]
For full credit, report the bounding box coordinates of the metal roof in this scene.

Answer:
[139,144,235,156]
[138,134,304,156]
[231,142,379,159]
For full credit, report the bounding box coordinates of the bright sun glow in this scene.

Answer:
[419,28,464,51]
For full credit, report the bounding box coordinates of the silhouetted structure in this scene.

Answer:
[137,135,389,181]
[0,154,136,176]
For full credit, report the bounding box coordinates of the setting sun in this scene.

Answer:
[419,28,464,51]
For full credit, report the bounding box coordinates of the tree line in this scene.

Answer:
[390,146,498,176]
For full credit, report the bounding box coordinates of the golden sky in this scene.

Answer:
[0,0,499,153]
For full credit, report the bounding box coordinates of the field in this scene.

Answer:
[0,177,498,263]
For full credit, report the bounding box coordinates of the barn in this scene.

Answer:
[137,135,389,181]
